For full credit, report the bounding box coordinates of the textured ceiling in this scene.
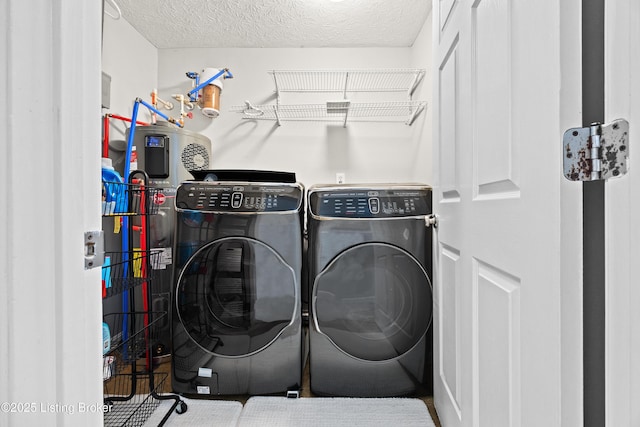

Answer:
[111,0,432,49]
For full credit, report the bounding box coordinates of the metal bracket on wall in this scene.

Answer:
[563,118,629,181]
[84,230,104,269]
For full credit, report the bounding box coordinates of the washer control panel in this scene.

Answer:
[310,187,431,218]
[176,182,302,212]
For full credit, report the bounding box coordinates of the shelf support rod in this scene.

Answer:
[343,71,350,99]
[408,70,425,99]
[406,103,425,126]
[274,106,281,126]
[272,71,281,107]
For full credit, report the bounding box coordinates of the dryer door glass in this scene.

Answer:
[312,242,432,361]
[176,237,297,357]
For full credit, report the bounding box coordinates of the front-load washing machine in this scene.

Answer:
[171,179,304,395]
[307,184,433,397]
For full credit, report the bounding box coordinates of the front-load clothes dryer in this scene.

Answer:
[307,184,433,397]
[171,180,304,396]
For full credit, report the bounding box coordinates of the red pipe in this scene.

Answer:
[131,177,150,369]
[102,114,151,158]
[102,114,110,158]
[108,113,151,126]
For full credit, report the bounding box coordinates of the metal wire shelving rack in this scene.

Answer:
[231,69,427,127]
[102,182,164,217]
[102,171,186,427]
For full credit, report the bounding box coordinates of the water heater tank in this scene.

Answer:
[127,121,212,188]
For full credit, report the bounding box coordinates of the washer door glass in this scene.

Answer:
[313,242,431,361]
[176,237,297,357]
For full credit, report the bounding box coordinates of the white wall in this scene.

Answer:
[102,15,158,144]
[101,10,433,189]
[155,49,432,188]
[410,7,433,185]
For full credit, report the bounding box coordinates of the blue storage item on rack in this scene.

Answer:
[102,322,111,355]
[101,158,127,215]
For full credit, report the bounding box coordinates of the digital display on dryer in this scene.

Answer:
[175,183,302,212]
[311,189,431,218]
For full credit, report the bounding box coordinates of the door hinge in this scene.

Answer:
[563,119,629,181]
[84,230,104,269]
[425,214,438,228]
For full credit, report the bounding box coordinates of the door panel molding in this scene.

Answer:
[438,243,462,417]
[474,259,522,427]
[472,0,520,199]
[440,0,458,35]
[439,34,461,202]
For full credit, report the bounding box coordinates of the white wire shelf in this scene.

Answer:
[230,101,427,126]
[269,69,426,97]
[233,69,427,126]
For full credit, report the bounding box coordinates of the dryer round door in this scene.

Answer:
[312,242,432,361]
[176,236,298,357]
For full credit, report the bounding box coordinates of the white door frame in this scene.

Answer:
[0,1,103,425]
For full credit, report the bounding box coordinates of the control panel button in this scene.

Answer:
[231,192,243,209]
[368,197,380,214]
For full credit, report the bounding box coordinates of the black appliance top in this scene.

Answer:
[189,169,296,183]
[308,184,431,218]
[176,181,303,213]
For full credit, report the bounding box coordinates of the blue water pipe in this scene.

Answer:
[187,68,233,101]
[186,73,201,102]
[137,98,184,128]
[121,98,182,347]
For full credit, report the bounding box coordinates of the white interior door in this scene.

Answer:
[432,1,583,426]
[605,0,640,425]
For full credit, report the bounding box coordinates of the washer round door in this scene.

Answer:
[312,242,432,361]
[176,236,298,357]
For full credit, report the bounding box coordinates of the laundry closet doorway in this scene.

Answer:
[5,0,638,425]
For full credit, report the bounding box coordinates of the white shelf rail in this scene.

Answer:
[231,101,427,126]
[232,69,427,126]
[269,69,426,98]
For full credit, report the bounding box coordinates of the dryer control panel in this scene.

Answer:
[175,182,303,212]
[310,187,431,218]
